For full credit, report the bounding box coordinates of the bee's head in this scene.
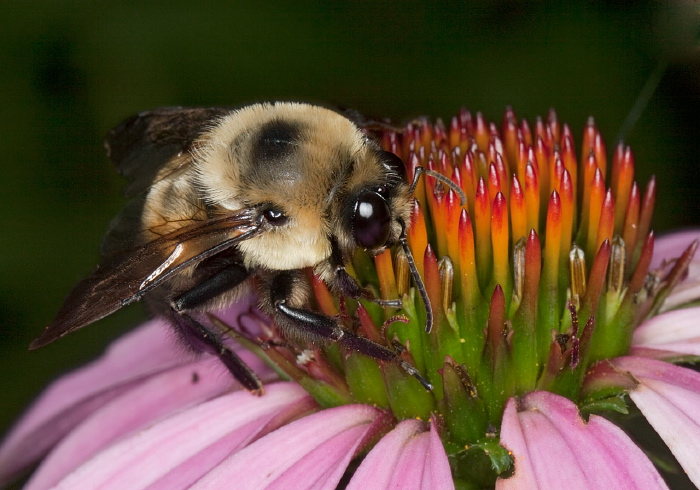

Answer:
[194,103,414,269]
[345,148,435,334]
[348,150,410,253]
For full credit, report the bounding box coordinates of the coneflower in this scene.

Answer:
[1,108,698,489]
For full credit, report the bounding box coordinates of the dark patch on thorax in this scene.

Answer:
[252,119,302,166]
[242,118,307,193]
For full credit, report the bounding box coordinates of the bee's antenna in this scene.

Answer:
[403,164,463,334]
[398,220,434,333]
[409,166,466,207]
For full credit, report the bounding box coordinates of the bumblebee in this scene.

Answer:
[32,103,437,394]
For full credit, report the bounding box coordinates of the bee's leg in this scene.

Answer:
[340,329,433,391]
[172,263,249,312]
[170,311,264,395]
[167,262,264,395]
[328,238,402,308]
[268,270,432,391]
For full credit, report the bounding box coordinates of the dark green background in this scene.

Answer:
[1,0,698,454]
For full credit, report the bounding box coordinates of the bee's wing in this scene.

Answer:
[105,106,232,197]
[31,208,265,349]
[101,107,233,255]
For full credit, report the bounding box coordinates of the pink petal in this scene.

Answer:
[631,306,700,357]
[498,392,667,489]
[0,294,274,484]
[388,428,431,488]
[499,396,588,489]
[191,404,390,490]
[423,416,454,489]
[611,356,700,486]
[0,319,185,484]
[651,230,700,310]
[348,416,453,490]
[148,391,316,490]
[498,398,539,490]
[660,260,700,311]
[347,419,425,489]
[651,229,700,269]
[26,356,275,489]
[49,383,312,490]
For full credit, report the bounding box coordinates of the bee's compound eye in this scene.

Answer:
[263,207,288,226]
[352,190,391,249]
